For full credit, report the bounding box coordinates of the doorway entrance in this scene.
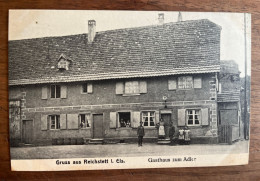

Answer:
[161,114,171,138]
[22,120,33,144]
[93,114,103,138]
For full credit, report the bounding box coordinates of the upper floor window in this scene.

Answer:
[125,81,139,94]
[168,76,202,90]
[178,76,193,89]
[50,85,61,98]
[50,115,60,130]
[142,111,155,127]
[116,80,147,95]
[81,83,93,94]
[42,85,67,99]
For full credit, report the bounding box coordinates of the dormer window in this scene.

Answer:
[57,54,73,70]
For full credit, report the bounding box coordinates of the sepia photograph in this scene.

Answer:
[8,10,251,171]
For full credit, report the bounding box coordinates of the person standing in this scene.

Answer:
[184,126,191,145]
[137,121,145,146]
[158,118,165,139]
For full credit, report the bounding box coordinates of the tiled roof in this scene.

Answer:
[9,19,221,85]
[217,91,240,102]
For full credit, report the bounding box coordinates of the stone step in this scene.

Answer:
[157,140,171,145]
[89,139,104,145]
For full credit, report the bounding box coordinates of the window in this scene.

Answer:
[9,100,21,122]
[116,81,147,95]
[186,110,200,126]
[58,59,69,70]
[79,114,91,128]
[178,76,193,89]
[50,115,60,130]
[142,111,155,127]
[118,112,131,127]
[81,83,93,94]
[82,83,88,93]
[125,81,139,94]
[51,85,61,98]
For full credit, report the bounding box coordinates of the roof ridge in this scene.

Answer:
[9,19,218,42]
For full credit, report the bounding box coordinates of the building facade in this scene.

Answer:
[9,16,223,146]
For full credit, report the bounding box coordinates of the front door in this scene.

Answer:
[161,114,171,138]
[93,114,103,138]
[22,120,33,144]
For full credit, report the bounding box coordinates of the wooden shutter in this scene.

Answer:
[42,86,48,99]
[168,79,177,90]
[132,111,140,128]
[61,85,67,98]
[41,114,48,130]
[194,77,202,88]
[87,83,93,93]
[67,114,79,129]
[109,112,117,128]
[60,114,67,130]
[155,111,160,125]
[201,108,209,125]
[178,109,186,126]
[116,82,124,94]
[139,81,147,93]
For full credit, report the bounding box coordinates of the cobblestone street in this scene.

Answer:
[11,140,249,159]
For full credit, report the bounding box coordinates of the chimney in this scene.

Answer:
[158,13,164,25]
[178,12,182,22]
[88,20,96,43]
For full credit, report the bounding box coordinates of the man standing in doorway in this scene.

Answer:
[137,121,145,146]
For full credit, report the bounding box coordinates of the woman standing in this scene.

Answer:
[158,118,165,139]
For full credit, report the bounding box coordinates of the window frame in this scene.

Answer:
[117,111,132,128]
[81,83,88,94]
[49,115,60,130]
[186,109,201,126]
[58,59,69,70]
[124,81,140,95]
[79,113,91,129]
[177,76,193,89]
[50,85,61,99]
[142,111,155,127]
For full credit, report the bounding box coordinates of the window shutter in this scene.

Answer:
[61,85,67,98]
[132,111,140,128]
[201,108,209,125]
[60,114,67,130]
[87,83,93,93]
[109,112,117,128]
[194,77,202,88]
[116,82,124,94]
[155,111,160,125]
[168,79,177,90]
[67,114,79,129]
[139,81,147,93]
[42,86,48,99]
[177,109,186,126]
[41,114,48,130]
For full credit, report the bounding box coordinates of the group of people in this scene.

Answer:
[137,119,191,146]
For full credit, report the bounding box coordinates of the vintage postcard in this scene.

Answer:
[8,10,251,171]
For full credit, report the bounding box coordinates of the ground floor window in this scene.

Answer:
[186,110,200,126]
[50,115,60,129]
[80,114,91,128]
[118,112,131,127]
[142,111,155,127]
